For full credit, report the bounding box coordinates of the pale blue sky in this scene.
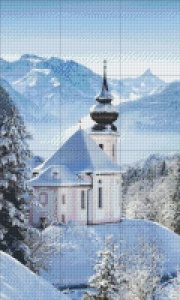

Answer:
[1,0,179,80]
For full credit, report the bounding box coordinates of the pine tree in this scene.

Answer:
[83,236,118,300]
[0,87,32,266]
[173,158,180,234]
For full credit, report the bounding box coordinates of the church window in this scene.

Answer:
[40,193,48,206]
[33,172,39,177]
[98,179,102,184]
[112,144,115,157]
[81,191,85,209]
[62,214,65,223]
[98,187,102,208]
[39,217,47,229]
[99,144,104,150]
[52,170,59,179]
[62,195,66,204]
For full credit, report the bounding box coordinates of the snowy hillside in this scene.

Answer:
[0,251,70,300]
[41,220,180,288]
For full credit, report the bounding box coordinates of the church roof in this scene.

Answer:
[30,165,90,187]
[37,129,120,174]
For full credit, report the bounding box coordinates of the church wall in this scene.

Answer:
[30,187,58,226]
[92,173,122,224]
[30,175,122,226]
[90,133,119,163]
[57,186,91,225]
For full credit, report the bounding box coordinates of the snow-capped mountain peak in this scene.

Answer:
[0,54,179,165]
[20,54,45,62]
[141,68,154,77]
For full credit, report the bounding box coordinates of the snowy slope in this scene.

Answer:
[41,220,180,287]
[0,251,70,300]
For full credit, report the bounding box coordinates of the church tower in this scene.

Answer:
[90,61,120,163]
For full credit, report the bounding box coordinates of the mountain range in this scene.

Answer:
[0,55,179,163]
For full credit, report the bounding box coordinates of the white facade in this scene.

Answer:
[30,187,57,225]
[91,173,122,224]
[30,171,122,226]
[90,132,120,163]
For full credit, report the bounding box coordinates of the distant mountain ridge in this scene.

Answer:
[0,55,179,163]
[0,54,170,124]
[119,80,180,132]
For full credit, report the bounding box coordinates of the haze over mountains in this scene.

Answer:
[0,55,179,164]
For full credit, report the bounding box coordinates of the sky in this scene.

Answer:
[1,0,179,81]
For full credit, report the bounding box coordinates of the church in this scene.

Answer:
[29,61,122,226]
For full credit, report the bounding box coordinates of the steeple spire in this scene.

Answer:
[90,61,119,132]
[102,60,108,91]
[95,60,113,103]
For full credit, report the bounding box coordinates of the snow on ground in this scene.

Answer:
[0,251,70,300]
[160,276,180,299]
[41,219,180,288]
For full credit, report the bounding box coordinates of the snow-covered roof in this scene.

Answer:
[30,165,90,187]
[90,103,118,113]
[37,129,121,174]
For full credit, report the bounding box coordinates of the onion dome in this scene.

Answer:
[90,60,119,131]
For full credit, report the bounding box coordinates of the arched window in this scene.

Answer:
[62,195,66,204]
[99,144,104,150]
[112,144,115,157]
[62,214,65,223]
[40,193,48,206]
[81,191,85,209]
[98,187,102,208]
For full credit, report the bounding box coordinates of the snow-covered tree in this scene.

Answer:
[172,158,180,234]
[0,87,32,266]
[83,236,119,300]
[167,271,180,300]
[27,226,65,273]
[114,238,164,300]
[84,236,165,300]
[124,155,179,231]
